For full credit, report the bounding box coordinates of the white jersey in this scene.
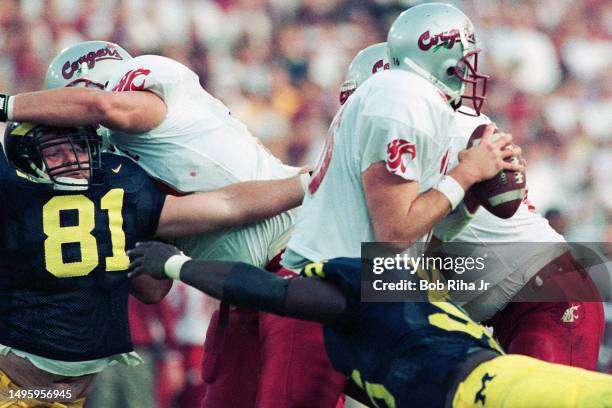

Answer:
[167,282,219,345]
[446,111,567,320]
[283,70,456,268]
[106,55,298,267]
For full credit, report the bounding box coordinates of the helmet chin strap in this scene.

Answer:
[401,57,462,106]
[53,176,89,191]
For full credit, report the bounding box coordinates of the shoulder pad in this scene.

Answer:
[102,153,150,192]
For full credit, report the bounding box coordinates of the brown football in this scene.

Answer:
[467,124,526,219]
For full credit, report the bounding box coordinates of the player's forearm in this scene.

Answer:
[156,175,304,238]
[128,242,347,324]
[220,174,305,225]
[392,167,479,243]
[178,260,346,324]
[178,260,290,315]
[179,260,234,300]
[11,88,165,133]
[12,88,107,126]
[432,202,476,242]
[389,188,452,244]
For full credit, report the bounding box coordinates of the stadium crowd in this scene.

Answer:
[0,0,610,407]
[0,0,610,238]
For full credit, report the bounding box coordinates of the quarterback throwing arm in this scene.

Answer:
[129,242,612,408]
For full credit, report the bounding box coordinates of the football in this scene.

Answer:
[467,124,526,219]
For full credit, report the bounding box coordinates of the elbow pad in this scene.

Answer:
[433,202,476,242]
[223,263,290,315]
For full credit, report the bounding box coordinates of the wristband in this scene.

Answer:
[434,175,465,211]
[164,253,191,280]
[0,94,12,122]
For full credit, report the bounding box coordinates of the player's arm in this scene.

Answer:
[128,241,347,325]
[431,190,480,242]
[155,173,307,239]
[363,124,520,244]
[8,88,165,133]
[129,274,173,304]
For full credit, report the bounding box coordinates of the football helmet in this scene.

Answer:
[44,41,132,90]
[4,122,103,190]
[387,3,488,115]
[339,42,390,105]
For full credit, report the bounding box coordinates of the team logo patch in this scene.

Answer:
[551,302,585,328]
[386,139,416,176]
[559,303,584,327]
[475,372,495,405]
[112,68,151,92]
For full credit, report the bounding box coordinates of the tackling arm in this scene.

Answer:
[155,174,306,239]
[11,88,166,133]
[181,261,347,325]
[128,241,347,325]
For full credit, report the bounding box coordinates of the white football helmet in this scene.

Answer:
[387,3,488,115]
[339,42,390,105]
[44,41,132,90]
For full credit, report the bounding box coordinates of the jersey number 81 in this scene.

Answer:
[42,188,129,278]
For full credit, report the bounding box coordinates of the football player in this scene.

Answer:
[273,3,522,403]
[0,39,345,406]
[342,41,604,370]
[128,242,612,408]
[443,113,604,370]
[0,122,305,407]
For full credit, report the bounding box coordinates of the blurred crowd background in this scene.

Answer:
[0,0,610,407]
[1,0,610,241]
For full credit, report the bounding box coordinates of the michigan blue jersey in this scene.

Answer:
[304,258,503,408]
[0,150,166,361]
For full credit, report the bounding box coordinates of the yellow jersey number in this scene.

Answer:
[42,189,130,278]
[413,263,503,353]
[351,369,396,408]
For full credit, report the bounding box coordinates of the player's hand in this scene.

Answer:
[455,124,524,187]
[128,241,181,279]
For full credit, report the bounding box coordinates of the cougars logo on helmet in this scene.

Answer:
[62,44,125,80]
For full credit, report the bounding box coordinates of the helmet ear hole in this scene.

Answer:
[440,58,458,79]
